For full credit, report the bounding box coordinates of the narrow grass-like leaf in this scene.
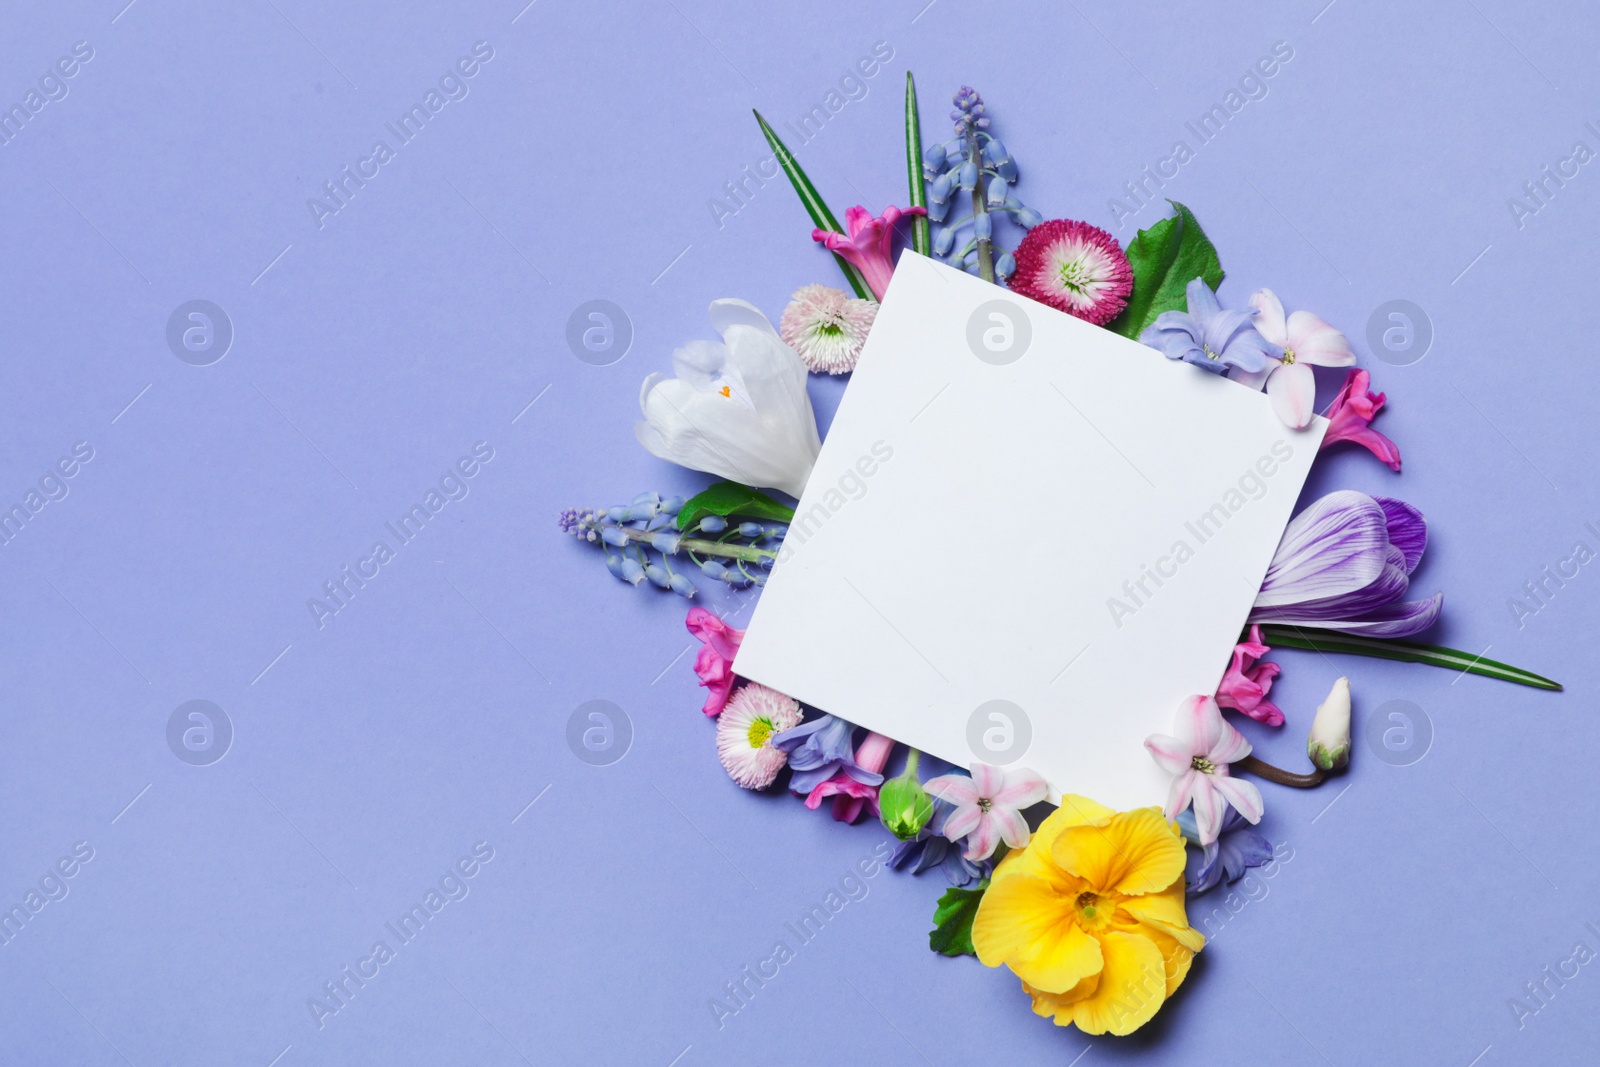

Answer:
[753,110,872,300]
[904,72,930,256]
[1256,626,1563,691]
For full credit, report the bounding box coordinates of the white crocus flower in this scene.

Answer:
[635,299,821,499]
[1239,289,1356,429]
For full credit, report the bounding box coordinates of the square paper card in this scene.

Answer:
[734,253,1326,810]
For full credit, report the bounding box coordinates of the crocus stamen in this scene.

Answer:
[1282,347,1297,365]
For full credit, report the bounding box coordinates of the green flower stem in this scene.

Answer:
[905,747,921,776]
[616,527,775,564]
[904,72,930,256]
[966,135,994,282]
[1236,754,1326,789]
[1254,626,1562,691]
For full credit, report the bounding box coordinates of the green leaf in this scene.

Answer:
[904,72,930,256]
[929,880,988,957]
[753,110,873,300]
[1107,200,1224,340]
[676,481,796,533]
[1255,626,1563,691]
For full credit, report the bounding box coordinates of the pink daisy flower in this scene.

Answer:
[1008,219,1133,326]
[716,683,801,790]
[778,284,878,375]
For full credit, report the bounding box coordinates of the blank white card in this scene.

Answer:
[735,254,1324,810]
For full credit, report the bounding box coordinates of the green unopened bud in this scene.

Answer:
[879,751,934,841]
[1307,676,1352,772]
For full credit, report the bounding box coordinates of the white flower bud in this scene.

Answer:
[1307,676,1352,771]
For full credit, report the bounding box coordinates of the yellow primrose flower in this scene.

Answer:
[971,795,1204,1036]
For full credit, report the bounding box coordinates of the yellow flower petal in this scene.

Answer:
[972,872,1103,993]
[1141,925,1197,997]
[991,794,1113,886]
[1059,931,1168,1036]
[1118,878,1205,952]
[1049,807,1186,897]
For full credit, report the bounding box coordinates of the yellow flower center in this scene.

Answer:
[1282,347,1297,365]
[747,717,775,749]
[719,385,732,398]
[1191,755,1216,775]
[1073,889,1116,932]
[1202,344,1220,361]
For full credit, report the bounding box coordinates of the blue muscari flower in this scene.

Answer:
[929,171,953,205]
[650,531,681,554]
[697,515,726,533]
[668,573,696,598]
[749,572,766,586]
[1177,809,1275,894]
[661,496,683,515]
[927,196,951,223]
[932,225,955,256]
[765,524,787,538]
[601,526,628,548]
[1139,277,1280,376]
[995,251,1015,279]
[699,559,727,580]
[987,174,1009,207]
[973,213,992,240]
[957,160,978,191]
[771,714,884,794]
[923,144,947,172]
[888,799,989,886]
[619,556,645,586]
[737,521,762,538]
[724,568,751,587]
[605,505,629,523]
[645,564,671,588]
[605,553,625,580]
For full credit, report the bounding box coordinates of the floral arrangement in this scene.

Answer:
[560,76,1560,1036]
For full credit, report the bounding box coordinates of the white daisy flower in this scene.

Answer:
[716,682,802,790]
[778,284,877,375]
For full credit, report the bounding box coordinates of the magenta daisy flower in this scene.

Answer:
[1008,219,1133,326]
[778,284,878,375]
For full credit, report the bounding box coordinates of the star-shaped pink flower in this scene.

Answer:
[924,762,1048,861]
[1144,695,1264,846]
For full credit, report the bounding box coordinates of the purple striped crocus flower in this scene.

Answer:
[1250,490,1442,637]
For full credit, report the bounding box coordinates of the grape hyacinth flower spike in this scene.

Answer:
[558,492,786,597]
[923,85,1041,283]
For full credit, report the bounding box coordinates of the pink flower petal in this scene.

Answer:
[941,802,983,842]
[1286,311,1356,368]
[925,773,980,806]
[1144,733,1193,777]
[1165,769,1198,820]
[1206,718,1253,766]
[1189,778,1224,845]
[990,768,1049,809]
[963,816,1002,861]
[1211,773,1265,824]
[1248,289,1287,346]
[991,805,1032,850]
[1267,361,1317,429]
[969,762,1005,799]
[1175,694,1223,754]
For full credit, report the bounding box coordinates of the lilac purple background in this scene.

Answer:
[0,0,1596,1063]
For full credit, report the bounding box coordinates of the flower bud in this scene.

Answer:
[879,762,934,841]
[1307,676,1352,771]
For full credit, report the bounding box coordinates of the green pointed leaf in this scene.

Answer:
[1254,626,1562,691]
[929,880,988,957]
[904,72,930,256]
[753,110,873,300]
[1107,200,1224,340]
[676,481,796,533]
